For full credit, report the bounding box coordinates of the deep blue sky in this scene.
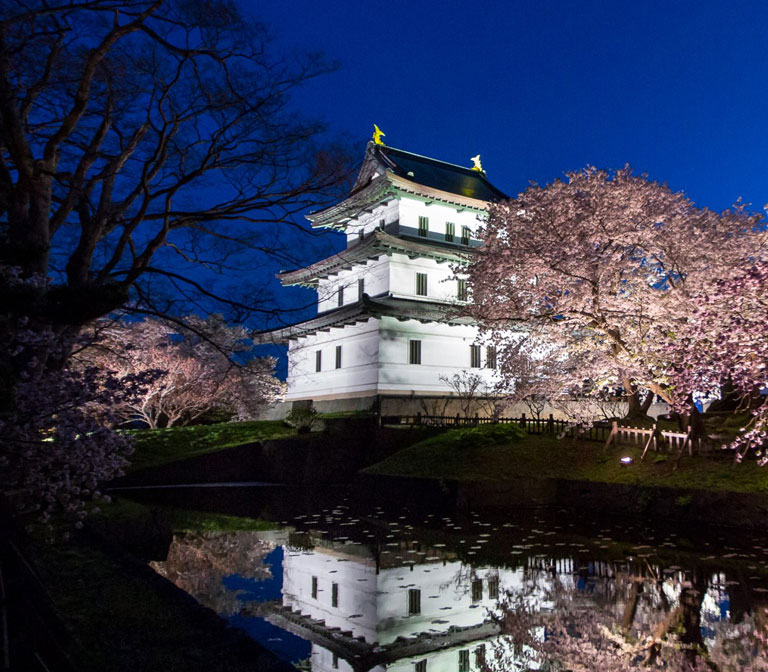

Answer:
[252,0,768,211]
[243,1,768,374]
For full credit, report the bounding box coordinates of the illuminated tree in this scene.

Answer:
[75,316,284,428]
[469,166,763,422]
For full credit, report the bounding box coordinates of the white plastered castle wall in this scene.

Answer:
[285,191,494,403]
[317,256,390,314]
[285,316,497,402]
[377,316,497,395]
[285,319,380,401]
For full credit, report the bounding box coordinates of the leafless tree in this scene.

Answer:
[0,0,352,347]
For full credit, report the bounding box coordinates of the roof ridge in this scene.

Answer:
[381,145,483,175]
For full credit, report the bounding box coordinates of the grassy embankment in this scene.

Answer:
[364,423,768,494]
[127,419,297,472]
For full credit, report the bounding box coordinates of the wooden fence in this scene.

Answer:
[388,415,720,456]
[390,413,571,435]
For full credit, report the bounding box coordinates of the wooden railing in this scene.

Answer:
[603,421,719,456]
[389,413,571,435]
[387,414,720,456]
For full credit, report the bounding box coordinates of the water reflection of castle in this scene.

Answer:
[152,525,767,671]
[267,534,527,672]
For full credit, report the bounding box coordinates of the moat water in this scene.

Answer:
[122,484,768,671]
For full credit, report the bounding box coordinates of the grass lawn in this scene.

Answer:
[364,423,768,495]
[127,420,296,472]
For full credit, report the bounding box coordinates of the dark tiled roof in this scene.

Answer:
[378,145,508,202]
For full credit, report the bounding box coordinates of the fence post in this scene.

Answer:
[520,413,526,429]
[415,411,421,426]
[548,414,554,433]
[455,413,461,426]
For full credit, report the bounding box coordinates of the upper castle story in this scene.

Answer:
[308,141,508,248]
[278,136,508,314]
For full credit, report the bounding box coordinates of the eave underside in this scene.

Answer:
[277,230,471,286]
[257,296,476,343]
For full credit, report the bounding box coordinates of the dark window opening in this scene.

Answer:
[457,278,468,301]
[409,340,422,365]
[416,272,428,296]
[445,221,455,242]
[470,345,481,369]
[407,588,421,615]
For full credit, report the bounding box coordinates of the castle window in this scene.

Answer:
[311,576,318,599]
[409,340,422,365]
[471,579,483,602]
[470,345,481,368]
[332,652,339,669]
[332,582,339,608]
[315,351,322,372]
[418,216,429,237]
[335,345,342,369]
[445,221,455,242]
[407,589,421,615]
[486,346,497,369]
[379,218,385,228]
[458,650,470,672]
[358,278,365,300]
[488,576,499,600]
[414,661,427,672]
[358,230,364,241]
[461,225,471,246]
[457,278,468,301]
[338,285,344,307]
[416,273,428,296]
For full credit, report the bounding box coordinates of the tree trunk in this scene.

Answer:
[622,378,651,421]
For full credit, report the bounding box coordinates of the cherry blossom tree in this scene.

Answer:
[75,316,284,428]
[469,166,764,423]
[0,265,136,521]
[664,262,768,456]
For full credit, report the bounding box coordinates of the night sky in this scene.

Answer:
[254,0,767,211]
[244,1,768,373]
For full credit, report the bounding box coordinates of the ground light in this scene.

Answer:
[620,456,633,465]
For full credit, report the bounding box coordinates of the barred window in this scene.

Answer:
[416,272,428,296]
[471,578,483,602]
[311,576,318,599]
[461,225,471,246]
[358,278,365,300]
[335,345,342,369]
[486,346,497,369]
[338,285,344,307]
[407,588,421,615]
[418,216,429,237]
[458,650,470,672]
[445,221,455,242]
[315,351,322,372]
[332,582,339,608]
[488,576,499,600]
[457,278,468,301]
[414,661,427,672]
[470,345,481,368]
[409,339,422,365]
